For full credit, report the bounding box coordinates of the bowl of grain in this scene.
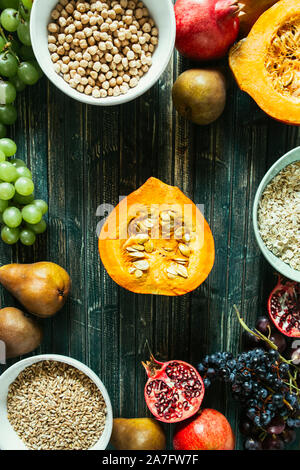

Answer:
[0,354,113,450]
[253,146,300,283]
[30,0,176,105]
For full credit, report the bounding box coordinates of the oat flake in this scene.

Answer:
[258,161,300,271]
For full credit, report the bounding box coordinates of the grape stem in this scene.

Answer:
[233,305,300,398]
[0,26,20,63]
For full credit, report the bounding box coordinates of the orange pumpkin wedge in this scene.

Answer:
[229,0,300,125]
[98,177,215,296]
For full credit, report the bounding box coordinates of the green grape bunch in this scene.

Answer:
[0,0,42,136]
[0,137,48,246]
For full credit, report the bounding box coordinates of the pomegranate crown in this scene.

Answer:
[215,0,241,19]
[142,354,164,378]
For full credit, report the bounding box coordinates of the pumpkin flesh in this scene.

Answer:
[98,177,215,296]
[229,0,300,125]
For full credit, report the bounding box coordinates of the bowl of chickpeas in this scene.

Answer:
[30,0,176,105]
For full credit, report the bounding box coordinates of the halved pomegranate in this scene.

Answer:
[143,355,205,423]
[268,276,300,338]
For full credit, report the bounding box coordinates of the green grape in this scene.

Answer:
[0,37,6,53]
[0,149,6,162]
[28,59,43,79]
[0,52,18,78]
[21,203,42,224]
[10,38,20,55]
[15,165,31,179]
[0,1,20,9]
[0,123,6,139]
[17,62,39,85]
[15,176,34,195]
[0,104,17,125]
[33,199,48,215]
[0,199,8,212]
[10,158,25,167]
[21,0,32,9]
[1,225,19,244]
[0,161,17,182]
[0,138,17,156]
[9,74,26,92]
[19,3,30,20]
[19,227,35,245]
[17,20,31,46]
[19,44,34,61]
[1,8,20,32]
[13,191,33,204]
[2,205,22,227]
[0,81,16,105]
[0,182,15,199]
[26,218,46,234]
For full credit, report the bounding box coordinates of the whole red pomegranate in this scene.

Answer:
[268,276,300,338]
[143,355,205,423]
[175,0,240,61]
[173,408,235,450]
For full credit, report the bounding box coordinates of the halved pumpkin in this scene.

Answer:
[229,0,300,125]
[98,177,215,296]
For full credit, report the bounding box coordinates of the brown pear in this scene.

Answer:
[172,69,226,125]
[110,418,166,450]
[0,307,43,358]
[0,262,71,318]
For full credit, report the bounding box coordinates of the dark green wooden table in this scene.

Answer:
[0,37,299,450]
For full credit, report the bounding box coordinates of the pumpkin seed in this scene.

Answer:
[168,210,176,218]
[176,265,188,278]
[133,260,149,271]
[143,218,154,228]
[163,246,173,252]
[134,269,143,278]
[128,252,144,258]
[131,244,145,251]
[167,272,177,280]
[134,234,149,244]
[178,243,190,257]
[166,266,177,276]
[173,257,188,264]
[126,246,138,252]
[183,233,191,243]
[281,71,294,87]
[144,240,154,253]
[160,212,170,222]
[128,267,136,274]
[174,227,184,239]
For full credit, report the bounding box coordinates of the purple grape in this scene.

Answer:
[263,435,285,450]
[243,330,262,349]
[267,416,285,435]
[288,346,300,365]
[240,418,259,437]
[255,316,272,335]
[244,437,263,450]
[281,428,297,444]
[267,333,287,354]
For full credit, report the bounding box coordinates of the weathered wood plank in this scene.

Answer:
[0,31,299,450]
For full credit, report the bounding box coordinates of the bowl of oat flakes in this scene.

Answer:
[253,147,300,283]
[0,354,113,450]
[30,0,175,105]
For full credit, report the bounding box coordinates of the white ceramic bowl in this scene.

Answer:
[253,147,300,283]
[0,354,113,450]
[30,0,176,106]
